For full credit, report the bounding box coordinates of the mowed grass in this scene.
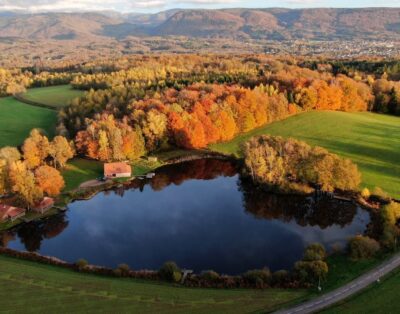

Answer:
[0,97,57,147]
[322,268,400,314]
[0,255,306,314]
[210,111,400,198]
[62,158,103,191]
[21,85,83,108]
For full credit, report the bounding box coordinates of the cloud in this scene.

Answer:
[174,0,239,4]
[0,0,137,12]
[131,0,167,9]
[0,0,240,12]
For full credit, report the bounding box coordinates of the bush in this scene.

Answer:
[201,270,220,281]
[76,259,88,270]
[361,188,370,199]
[380,202,400,248]
[172,271,182,283]
[243,268,271,286]
[271,270,289,286]
[113,268,122,277]
[295,243,328,284]
[303,243,326,261]
[159,261,181,282]
[349,235,381,260]
[371,187,391,203]
[295,260,328,283]
[116,263,131,276]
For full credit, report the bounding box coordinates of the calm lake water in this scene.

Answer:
[1,159,370,274]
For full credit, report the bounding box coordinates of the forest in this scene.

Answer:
[52,55,397,162]
[0,54,399,205]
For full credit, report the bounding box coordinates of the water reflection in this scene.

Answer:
[1,159,369,274]
[240,178,358,229]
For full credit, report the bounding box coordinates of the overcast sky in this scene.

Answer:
[0,0,399,13]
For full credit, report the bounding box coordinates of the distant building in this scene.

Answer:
[104,162,132,179]
[33,197,55,214]
[0,204,26,222]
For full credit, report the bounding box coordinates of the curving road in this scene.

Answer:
[274,253,400,314]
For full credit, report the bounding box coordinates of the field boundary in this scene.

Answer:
[14,93,58,110]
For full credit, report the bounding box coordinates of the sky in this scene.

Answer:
[0,0,399,13]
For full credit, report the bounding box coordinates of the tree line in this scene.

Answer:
[243,135,361,194]
[0,130,74,207]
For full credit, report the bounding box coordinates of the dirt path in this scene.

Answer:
[79,179,111,189]
[275,253,400,314]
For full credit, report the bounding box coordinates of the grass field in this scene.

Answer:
[0,255,306,314]
[62,158,104,191]
[323,267,400,314]
[21,85,83,108]
[210,111,400,198]
[0,97,57,147]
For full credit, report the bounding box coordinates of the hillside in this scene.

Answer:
[0,8,399,41]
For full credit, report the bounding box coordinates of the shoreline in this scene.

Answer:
[0,149,385,231]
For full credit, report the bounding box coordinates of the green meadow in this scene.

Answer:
[21,85,83,108]
[0,97,57,147]
[210,111,400,198]
[0,255,305,314]
[323,267,400,314]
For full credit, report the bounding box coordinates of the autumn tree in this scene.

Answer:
[295,243,328,284]
[22,129,50,169]
[35,165,65,196]
[348,235,380,260]
[0,147,21,195]
[49,136,75,168]
[243,135,361,193]
[8,161,43,208]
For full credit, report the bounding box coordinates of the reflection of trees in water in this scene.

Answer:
[117,158,238,193]
[151,158,238,190]
[0,214,69,252]
[1,159,360,252]
[239,177,358,229]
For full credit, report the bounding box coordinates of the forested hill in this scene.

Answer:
[0,8,399,41]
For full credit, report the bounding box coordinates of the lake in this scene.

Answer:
[1,159,370,274]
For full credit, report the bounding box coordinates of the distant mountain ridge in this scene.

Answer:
[0,8,399,41]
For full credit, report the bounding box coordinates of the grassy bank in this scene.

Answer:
[210,111,400,198]
[21,85,83,108]
[322,267,400,313]
[0,97,57,147]
[62,158,104,191]
[0,254,306,313]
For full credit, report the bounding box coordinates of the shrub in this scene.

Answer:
[201,270,220,281]
[159,261,181,282]
[113,268,122,277]
[295,243,328,284]
[76,258,88,270]
[361,188,370,199]
[349,235,381,260]
[371,187,391,203]
[172,271,182,283]
[380,202,400,248]
[271,270,289,286]
[303,243,326,261]
[243,268,271,285]
[117,263,131,276]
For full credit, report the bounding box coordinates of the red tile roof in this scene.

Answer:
[0,204,26,221]
[34,197,54,211]
[104,162,132,177]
